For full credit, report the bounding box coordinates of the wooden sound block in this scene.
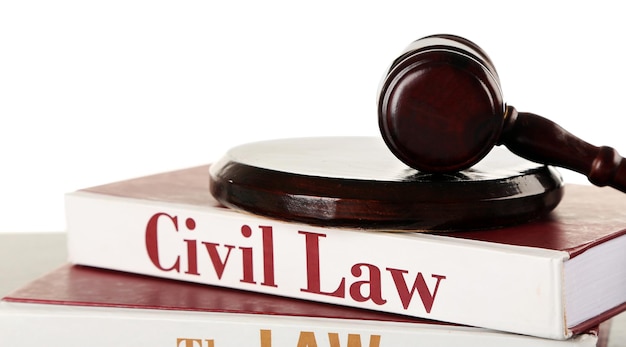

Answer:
[209,137,564,230]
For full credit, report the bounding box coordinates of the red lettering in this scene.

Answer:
[145,212,181,272]
[386,268,446,313]
[183,218,199,275]
[145,216,277,287]
[349,263,387,305]
[184,239,199,275]
[240,245,255,284]
[202,242,235,279]
[240,225,255,284]
[238,225,277,286]
[299,231,345,298]
[259,225,277,287]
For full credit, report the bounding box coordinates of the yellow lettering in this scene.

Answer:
[328,333,382,347]
[175,338,213,347]
[260,329,271,347]
[176,338,203,347]
[297,331,318,347]
[367,335,381,347]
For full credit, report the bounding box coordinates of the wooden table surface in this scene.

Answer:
[1,232,624,346]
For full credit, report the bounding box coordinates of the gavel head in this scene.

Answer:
[378,34,506,173]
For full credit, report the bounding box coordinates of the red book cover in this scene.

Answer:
[3,264,429,323]
[64,165,626,339]
[82,165,626,254]
[0,265,603,347]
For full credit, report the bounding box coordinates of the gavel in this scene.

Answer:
[377,34,626,193]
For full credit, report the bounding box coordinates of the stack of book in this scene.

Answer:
[1,164,625,346]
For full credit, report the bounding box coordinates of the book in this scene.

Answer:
[0,264,605,347]
[64,165,626,340]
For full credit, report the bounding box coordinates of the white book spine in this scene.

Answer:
[0,302,596,347]
[65,191,569,339]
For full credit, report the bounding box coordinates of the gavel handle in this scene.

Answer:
[500,106,626,193]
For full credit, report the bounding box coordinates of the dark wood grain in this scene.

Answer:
[501,106,626,193]
[378,34,504,173]
[378,34,626,193]
[209,137,563,230]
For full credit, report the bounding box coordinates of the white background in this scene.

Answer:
[1,1,624,232]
